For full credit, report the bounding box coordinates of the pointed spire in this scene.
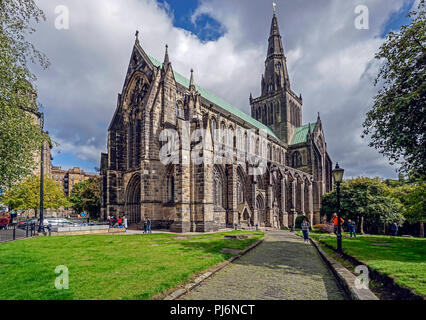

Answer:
[135,30,140,43]
[189,69,195,91]
[164,44,170,65]
[270,10,280,37]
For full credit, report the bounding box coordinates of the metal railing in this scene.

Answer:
[0,223,40,243]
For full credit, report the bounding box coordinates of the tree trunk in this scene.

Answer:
[420,222,424,238]
[360,216,365,234]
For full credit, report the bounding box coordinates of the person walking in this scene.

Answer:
[347,219,356,238]
[123,215,128,232]
[143,218,148,234]
[332,213,344,235]
[301,218,311,244]
[147,217,152,234]
[391,223,399,236]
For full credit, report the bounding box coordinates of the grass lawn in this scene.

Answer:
[309,233,426,297]
[0,230,264,300]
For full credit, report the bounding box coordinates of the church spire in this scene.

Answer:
[262,10,290,95]
[164,44,170,65]
[189,69,196,91]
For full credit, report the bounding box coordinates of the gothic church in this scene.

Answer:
[100,12,333,232]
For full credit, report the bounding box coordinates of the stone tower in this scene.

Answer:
[250,12,303,144]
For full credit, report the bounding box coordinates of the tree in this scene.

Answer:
[389,183,426,237]
[0,0,50,188]
[68,178,101,219]
[1,175,69,214]
[362,1,426,180]
[321,177,405,234]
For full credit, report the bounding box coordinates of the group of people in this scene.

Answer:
[107,215,128,231]
[331,213,399,237]
[300,212,400,244]
[142,217,152,234]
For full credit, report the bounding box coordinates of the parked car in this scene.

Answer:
[45,218,77,227]
[17,218,38,230]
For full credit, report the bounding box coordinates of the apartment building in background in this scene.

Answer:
[52,166,100,196]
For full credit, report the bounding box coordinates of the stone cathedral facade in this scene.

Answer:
[100,13,333,232]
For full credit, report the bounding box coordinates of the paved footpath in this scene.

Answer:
[183,230,345,300]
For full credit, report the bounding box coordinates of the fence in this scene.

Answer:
[0,223,39,243]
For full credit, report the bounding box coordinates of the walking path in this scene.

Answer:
[183,230,345,300]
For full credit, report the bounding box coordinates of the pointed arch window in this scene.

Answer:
[211,118,217,142]
[213,167,224,208]
[292,151,303,168]
[236,173,244,205]
[166,171,175,204]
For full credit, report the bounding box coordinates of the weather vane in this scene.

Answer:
[273,1,277,14]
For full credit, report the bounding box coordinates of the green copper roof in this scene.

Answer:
[148,56,279,140]
[290,122,317,146]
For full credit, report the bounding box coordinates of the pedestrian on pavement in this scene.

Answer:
[123,215,128,232]
[118,217,122,228]
[107,216,111,228]
[391,222,399,236]
[143,218,148,234]
[347,219,356,238]
[147,217,152,234]
[301,218,311,243]
[332,213,344,235]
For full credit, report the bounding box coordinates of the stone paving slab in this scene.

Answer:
[183,231,345,300]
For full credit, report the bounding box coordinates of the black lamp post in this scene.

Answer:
[332,163,345,254]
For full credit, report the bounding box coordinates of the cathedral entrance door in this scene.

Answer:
[125,174,141,225]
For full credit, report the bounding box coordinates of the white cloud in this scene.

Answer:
[30,0,413,178]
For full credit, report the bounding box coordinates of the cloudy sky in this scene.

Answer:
[29,0,419,178]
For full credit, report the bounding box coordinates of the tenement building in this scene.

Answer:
[100,12,333,232]
[52,167,99,196]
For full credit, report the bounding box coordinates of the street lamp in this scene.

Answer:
[332,163,345,253]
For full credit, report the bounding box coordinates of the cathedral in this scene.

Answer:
[100,12,333,232]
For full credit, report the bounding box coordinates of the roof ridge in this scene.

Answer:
[148,55,279,140]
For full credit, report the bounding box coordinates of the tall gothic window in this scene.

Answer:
[221,122,226,145]
[236,173,244,205]
[177,100,184,119]
[213,167,224,208]
[211,118,217,142]
[128,122,134,169]
[292,152,303,168]
[166,173,175,204]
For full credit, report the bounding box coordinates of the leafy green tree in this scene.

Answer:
[321,177,404,234]
[1,175,69,214]
[0,0,50,188]
[69,178,101,219]
[362,1,426,180]
[390,183,425,237]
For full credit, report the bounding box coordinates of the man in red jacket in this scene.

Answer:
[332,213,344,235]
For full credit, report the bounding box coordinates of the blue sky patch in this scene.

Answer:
[381,0,415,37]
[158,0,225,41]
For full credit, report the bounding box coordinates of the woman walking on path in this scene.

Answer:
[301,218,311,244]
[123,215,128,232]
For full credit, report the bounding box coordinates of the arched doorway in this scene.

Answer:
[125,174,141,225]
